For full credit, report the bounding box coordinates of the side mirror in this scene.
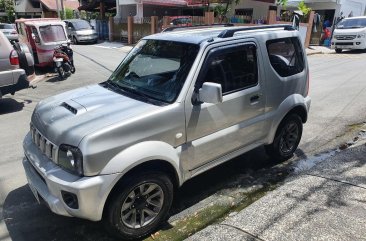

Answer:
[199,82,223,104]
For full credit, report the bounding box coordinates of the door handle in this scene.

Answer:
[250,95,260,103]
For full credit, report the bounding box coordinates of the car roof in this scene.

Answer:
[65,19,88,23]
[145,25,296,45]
[344,16,366,20]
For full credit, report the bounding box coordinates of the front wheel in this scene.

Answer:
[104,172,174,240]
[70,64,76,74]
[265,114,303,161]
[335,48,342,53]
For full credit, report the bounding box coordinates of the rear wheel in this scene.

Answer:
[104,172,173,240]
[335,48,342,53]
[265,114,303,161]
[57,67,66,80]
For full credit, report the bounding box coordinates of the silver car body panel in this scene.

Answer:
[23,27,311,221]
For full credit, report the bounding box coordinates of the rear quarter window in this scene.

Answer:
[266,37,304,77]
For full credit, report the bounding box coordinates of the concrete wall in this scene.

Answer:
[120,4,137,18]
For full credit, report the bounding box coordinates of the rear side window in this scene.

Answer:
[266,37,304,77]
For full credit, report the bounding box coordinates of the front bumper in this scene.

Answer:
[77,35,98,42]
[331,39,366,49]
[22,133,120,221]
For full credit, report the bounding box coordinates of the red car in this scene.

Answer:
[169,16,193,27]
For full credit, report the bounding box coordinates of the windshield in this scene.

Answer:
[337,18,366,29]
[73,20,92,30]
[107,39,199,104]
[39,25,66,43]
[0,24,14,29]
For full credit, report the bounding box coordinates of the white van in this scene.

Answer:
[331,16,366,53]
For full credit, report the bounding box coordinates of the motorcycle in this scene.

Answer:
[53,41,75,80]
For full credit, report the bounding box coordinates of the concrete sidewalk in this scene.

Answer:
[187,141,366,241]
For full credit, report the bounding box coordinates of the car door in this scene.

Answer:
[183,42,266,171]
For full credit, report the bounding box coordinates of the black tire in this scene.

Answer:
[70,63,76,74]
[335,48,342,53]
[104,172,173,240]
[58,67,66,80]
[73,36,78,45]
[265,114,303,161]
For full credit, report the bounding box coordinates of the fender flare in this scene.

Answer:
[100,141,183,184]
[266,94,309,144]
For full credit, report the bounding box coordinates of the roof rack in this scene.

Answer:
[217,24,295,38]
[162,23,234,33]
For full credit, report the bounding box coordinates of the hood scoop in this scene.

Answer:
[61,101,86,115]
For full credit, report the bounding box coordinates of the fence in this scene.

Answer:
[109,10,315,47]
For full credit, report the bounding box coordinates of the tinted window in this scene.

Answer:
[73,20,92,30]
[200,44,258,94]
[267,37,304,77]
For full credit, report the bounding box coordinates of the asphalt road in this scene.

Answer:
[0,44,365,241]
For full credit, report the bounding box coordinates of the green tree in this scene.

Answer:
[297,0,311,18]
[276,0,288,10]
[65,8,74,19]
[0,0,15,23]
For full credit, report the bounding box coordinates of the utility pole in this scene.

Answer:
[56,0,61,18]
[60,0,65,19]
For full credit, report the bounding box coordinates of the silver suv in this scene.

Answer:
[23,24,311,240]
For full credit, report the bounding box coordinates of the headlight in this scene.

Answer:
[58,144,83,176]
[357,33,365,38]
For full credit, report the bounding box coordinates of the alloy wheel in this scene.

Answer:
[120,183,164,229]
[278,121,299,155]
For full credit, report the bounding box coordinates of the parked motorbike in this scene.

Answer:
[53,41,75,80]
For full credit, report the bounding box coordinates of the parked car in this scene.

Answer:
[15,18,68,67]
[331,16,366,53]
[0,23,19,41]
[169,16,192,27]
[22,24,311,240]
[64,19,98,44]
[0,31,29,99]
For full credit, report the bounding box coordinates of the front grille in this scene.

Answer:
[335,42,353,45]
[334,35,356,40]
[30,123,57,162]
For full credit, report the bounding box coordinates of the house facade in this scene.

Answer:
[287,0,366,24]
[228,0,276,24]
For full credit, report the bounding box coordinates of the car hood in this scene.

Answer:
[31,84,160,146]
[333,27,366,35]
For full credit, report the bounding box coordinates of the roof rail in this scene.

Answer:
[217,24,295,38]
[162,23,234,33]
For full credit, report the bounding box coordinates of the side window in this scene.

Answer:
[266,37,304,77]
[200,44,258,95]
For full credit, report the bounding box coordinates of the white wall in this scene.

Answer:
[339,0,366,17]
[228,0,274,20]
